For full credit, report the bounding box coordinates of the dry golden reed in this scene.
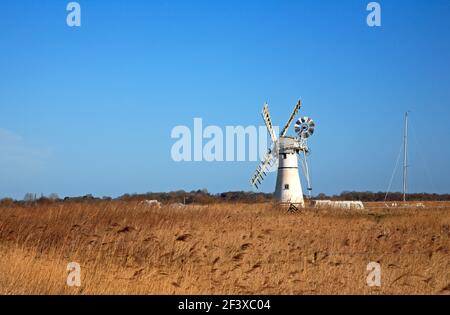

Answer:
[0,201,449,294]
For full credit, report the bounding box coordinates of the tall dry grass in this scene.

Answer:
[0,201,449,294]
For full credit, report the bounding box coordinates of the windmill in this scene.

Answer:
[250,99,315,208]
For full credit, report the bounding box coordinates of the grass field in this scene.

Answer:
[0,201,449,294]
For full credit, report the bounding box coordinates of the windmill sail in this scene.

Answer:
[262,103,277,143]
[250,153,274,188]
[280,99,302,137]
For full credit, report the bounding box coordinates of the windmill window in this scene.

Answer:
[284,184,289,190]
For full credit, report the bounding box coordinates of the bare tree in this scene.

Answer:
[24,193,35,202]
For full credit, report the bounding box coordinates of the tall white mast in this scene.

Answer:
[403,112,408,202]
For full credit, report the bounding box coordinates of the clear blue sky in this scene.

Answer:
[1,0,449,199]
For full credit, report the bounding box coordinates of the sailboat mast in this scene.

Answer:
[403,112,408,202]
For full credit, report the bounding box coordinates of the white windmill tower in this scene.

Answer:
[250,99,315,208]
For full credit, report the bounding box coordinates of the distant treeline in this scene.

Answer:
[326,191,450,202]
[319,191,450,202]
[1,190,450,206]
[0,190,273,205]
[119,190,274,204]
[117,190,450,203]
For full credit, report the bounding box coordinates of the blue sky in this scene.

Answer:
[1,0,449,199]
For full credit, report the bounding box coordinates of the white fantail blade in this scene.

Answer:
[280,99,302,137]
[294,117,316,139]
[250,152,274,189]
[295,116,315,139]
[261,103,278,144]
